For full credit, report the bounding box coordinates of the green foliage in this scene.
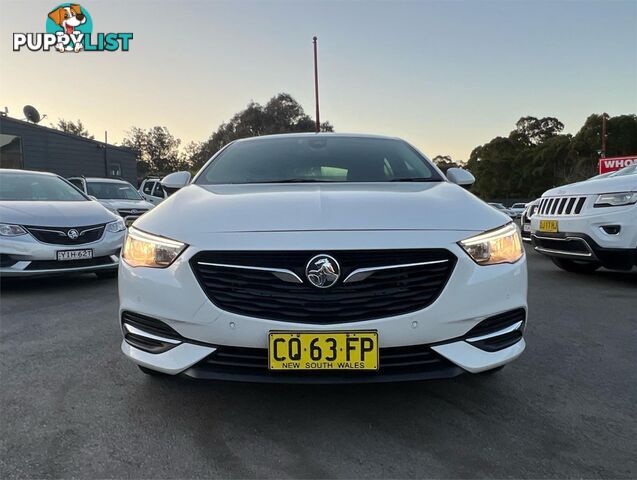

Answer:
[465,114,637,199]
[431,155,460,174]
[189,93,333,170]
[122,126,190,177]
[53,118,94,139]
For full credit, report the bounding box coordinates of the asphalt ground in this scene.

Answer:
[1,246,636,479]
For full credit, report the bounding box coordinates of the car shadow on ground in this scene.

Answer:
[0,273,115,293]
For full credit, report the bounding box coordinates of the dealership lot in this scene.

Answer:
[1,247,635,479]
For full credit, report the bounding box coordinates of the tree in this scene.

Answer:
[188,93,334,170]
[431,155,461,174]
[122,126,190,177]
[512,116,564,145]
[54,118,94,139]
[465,114,637,200]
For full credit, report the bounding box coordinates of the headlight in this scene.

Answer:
[0,224,27,237]
[594,192,637,207]
[106,219,127,233]
[459,223,523,265]
[122,227,186,268]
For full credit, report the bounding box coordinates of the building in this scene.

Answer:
[0,115,137,184]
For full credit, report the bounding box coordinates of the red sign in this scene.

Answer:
[599,155,637,174]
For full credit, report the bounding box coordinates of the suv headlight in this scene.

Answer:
[122,227,186,268]
[459,223,523,265]
[0,224,27,237]
[594,192,637,207]
[106,219,126,233]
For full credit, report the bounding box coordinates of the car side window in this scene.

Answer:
[152,183,166,198]
[68,178,84,191]
[143,181,155,195]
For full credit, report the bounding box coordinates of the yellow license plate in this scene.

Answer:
[539,220,558,233]
[268,331,378,371]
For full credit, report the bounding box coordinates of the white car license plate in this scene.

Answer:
[57,249,93,261]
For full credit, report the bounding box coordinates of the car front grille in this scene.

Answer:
[24,224,106,245]
[25,255,115,270]
[190,249,456,323]
[117,209,148,217]
[537,196,586,216]
[186,343,462,382]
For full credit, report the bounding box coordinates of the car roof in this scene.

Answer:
[84,177,131,184]
[0,169,58,177]
[233,132,402,144]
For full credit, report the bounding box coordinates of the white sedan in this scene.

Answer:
[118,133,527,382]
[0,170,126,277]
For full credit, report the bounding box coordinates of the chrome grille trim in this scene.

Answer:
[538,196,587,216]
[343,259,450,283]
[196,262,303,284]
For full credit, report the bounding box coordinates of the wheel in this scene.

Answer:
[95,269,118,279]
[479,365,505,375]
[551,257,601,273]
[138,365,164,376]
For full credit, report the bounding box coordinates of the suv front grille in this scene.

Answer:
[537,196,586,216]
[190,250,456,323]
[24,224,105,245]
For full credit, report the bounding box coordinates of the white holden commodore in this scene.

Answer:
[119,133,527,382]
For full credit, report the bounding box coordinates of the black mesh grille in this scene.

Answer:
[25,224,105,245]
[193,343,458,381]
[190,250,456,323]
[25,255,114,270]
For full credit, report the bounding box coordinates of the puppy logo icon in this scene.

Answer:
[13,3,133,53]
[47,3,89,52]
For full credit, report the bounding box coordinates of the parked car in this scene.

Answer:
[0,170,126,277]
[488,202,518,218]
[531,163,637,272]
[510,203,528,216]
[118,133,527,381]
[68,177,154,226]
[139,177,168,205]
[519,199,540,242]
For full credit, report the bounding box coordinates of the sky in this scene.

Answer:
[1,0,636,160]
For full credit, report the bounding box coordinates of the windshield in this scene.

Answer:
[512,203,526,208]
[0,172,88,201]
[87,181,143,200]
[609,164,637,177]
[195,136,442,184]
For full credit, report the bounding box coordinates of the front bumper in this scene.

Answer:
[0,230,124,277]
[118,230,528,381]
[532,232,637,270]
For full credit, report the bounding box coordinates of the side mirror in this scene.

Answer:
[446,168,475,186]
[161,171,191,193]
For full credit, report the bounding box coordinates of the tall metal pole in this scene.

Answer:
[313,36,320,133]
[601,112,607,158]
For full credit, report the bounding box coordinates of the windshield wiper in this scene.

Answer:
[389,177,439,182]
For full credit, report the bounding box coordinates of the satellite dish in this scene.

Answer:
[23,105,41,124]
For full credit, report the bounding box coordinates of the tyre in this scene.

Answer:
[138,365,164,376]
[551,257,601,273]
[95,269,118,279]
